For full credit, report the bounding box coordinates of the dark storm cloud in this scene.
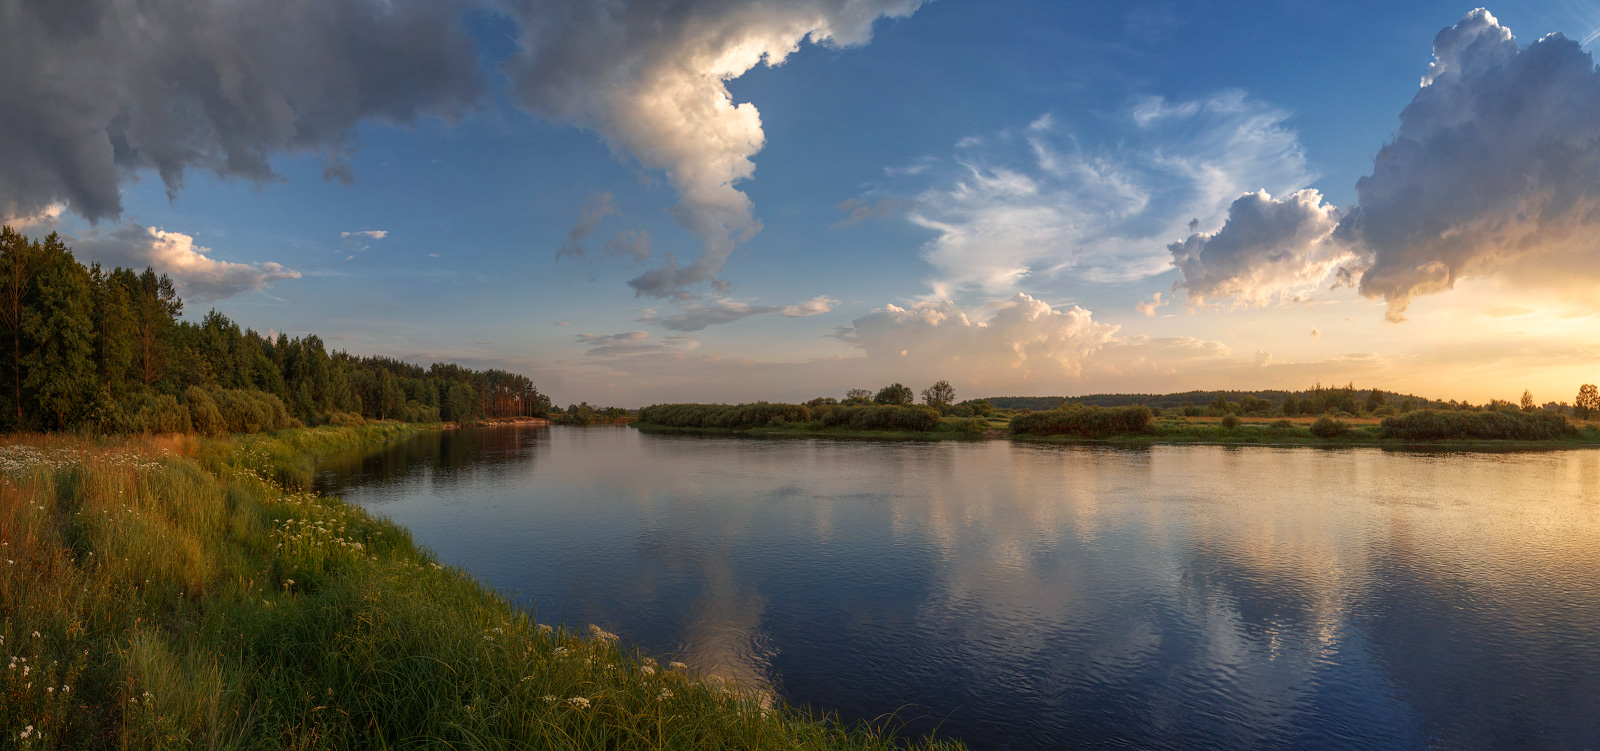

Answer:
[0,0,484,223]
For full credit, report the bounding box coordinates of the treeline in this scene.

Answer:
[0,227,551,433]
[635,402,959,433]
[981,383,1600,420]
[980,386,1441,415]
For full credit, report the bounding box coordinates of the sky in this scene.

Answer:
[5,0,1600,407]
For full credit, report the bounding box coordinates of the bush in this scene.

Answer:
[326,411,366,427]
[1008,405,1154,438]
[1221,414,1240,430]
[183,386,227,435]
[126,394,192,434]
[1309,416,1349,438]
[209,387,297,433]
[820,405,942,431]
[635,403,813,429]
[1269,418,1295,431]
[1378,409,1579,441]
[938,417,989,436]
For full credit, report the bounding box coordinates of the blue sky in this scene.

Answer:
[7,0,1600,405]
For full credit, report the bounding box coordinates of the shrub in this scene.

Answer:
[938,417,989,436]
[1378,409,1579,441]
[126,394,192,434]
[1221,414,1240,430]
[635,403,813,429]
[209,387,297,433]
[1309,416,1349,438]
[1008,405,1154,438]
[1269,418,1295,431]
[184,386,227,435]
[820,405,941,431]
[327,411,366,427]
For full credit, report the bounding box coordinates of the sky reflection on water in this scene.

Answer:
[314,426,1600,750]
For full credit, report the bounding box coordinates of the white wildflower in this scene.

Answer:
[567,696,590,709]
[669,662,688,670]
[641,665,655,676]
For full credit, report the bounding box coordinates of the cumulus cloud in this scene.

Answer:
[833,293,1121,383]
[73,224,301,302]
[1340,9,1600,319]
[500,0,924,298]
[833,196,914,227]
[558,192,619,259]
[1172,10,1600,320]
[641,294,838,331]
[0,0,483,223]
[1136,292,1166,317]
[903,92,1314,298]
[1169,189,1352,306]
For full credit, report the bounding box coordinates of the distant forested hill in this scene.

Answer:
[977,388,1446,412]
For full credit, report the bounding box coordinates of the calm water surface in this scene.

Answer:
[313,425,1600,750]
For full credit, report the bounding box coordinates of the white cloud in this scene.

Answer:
[73,224,300,303]
[2,203,64,231]
[340,229,389,253]
[500,0,924,298]
[833,293,1121,384]
[1136,292,1166,317]
[780,295,839,317]
[903,91,1314,299]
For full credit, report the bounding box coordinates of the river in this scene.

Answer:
[313,424,1600,750]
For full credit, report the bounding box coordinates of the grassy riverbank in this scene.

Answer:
[1014,414,1600,448]
[632,421,992,441]
[634,410,1600,449]
[0,425,962,750]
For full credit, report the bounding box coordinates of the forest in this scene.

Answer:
[0,227,551,433]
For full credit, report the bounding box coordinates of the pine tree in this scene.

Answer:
[23,236,96,429]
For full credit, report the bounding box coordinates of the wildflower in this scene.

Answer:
[641,665,656,676]
[669,662,688,670]
[553,647,570,658]
[537,624,553,635]
[567,697,590,709]
[541,695,557,703]
[659,689,673,700]
[588,624,618,641]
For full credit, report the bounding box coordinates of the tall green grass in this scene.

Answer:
[0,427,962,750]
